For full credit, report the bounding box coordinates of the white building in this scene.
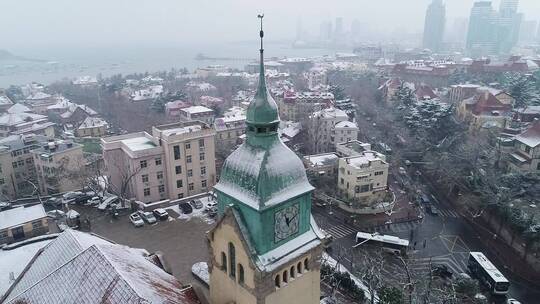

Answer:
[179,106,215,125]
[309,107,357,153]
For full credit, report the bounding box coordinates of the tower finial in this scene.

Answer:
[257,13,264,53]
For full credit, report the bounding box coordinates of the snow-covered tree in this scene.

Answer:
[503,72,540,109]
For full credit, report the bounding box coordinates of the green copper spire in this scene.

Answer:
[246,14,280,132]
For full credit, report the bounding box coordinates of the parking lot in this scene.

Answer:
[71,204,214,284]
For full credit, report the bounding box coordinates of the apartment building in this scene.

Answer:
[0,134,42,199]
[457,88,514,130]
[102,121,216,203]
[0,204,49,245]
[214,108,246,150]
[309,107,357,153]
[337,151,389,205]
[278,91,334,121]
[179,105,215,125]
[32,140,85,195]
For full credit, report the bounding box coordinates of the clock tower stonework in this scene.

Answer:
[207,16,329,304]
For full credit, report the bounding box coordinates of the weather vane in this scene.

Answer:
[257,13,264,52]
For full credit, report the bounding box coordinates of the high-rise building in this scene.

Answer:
[423,0,446,52]
[208,18,327,304]
[519,19,538,44]
[466,1,498,56]
[498,0,521,53]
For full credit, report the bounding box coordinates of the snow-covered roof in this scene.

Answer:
[4,230,200,304]
[121,136,158,152]
[181,105,214,114]
[72,75,98,85]
[344,151,386,169]
[161,125,202,136]
[0,113,47,127]
[186,81,216,92]
[0,238,52,296]
[303,153,339,166]
[0,95,13,106]
[279,121,301,139]
[0,204,46,231]
[25,92,51,100]
[311,107,348,120]
[514,121,540,148]
[78,116,108,129]
[7,103,30,114]
[335,121,358,129]
[46,98,73,110]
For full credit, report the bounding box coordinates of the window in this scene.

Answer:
[140,160,147,168]
[32,220,42,229]
[186,143,191,149]
[158,185,165,193]
[199,153,205,161]
[17,160,24,167]
[290,266,295,278]
[176,180,183,188]
[175,165,182,174]
[173,145,181,160]
[360,184,370,193]
[201,166,206,175]
[202,180,207,188]
[26,158,33,165]
[229,243,236,278]
[283,270,288,283]
[340,178,344,185]
[155,157,162,165]
[144,188,150,196]
[297,262,303,274]
[355,186,360,194]
[374,171,384,176]
[142,174,149,183]
[189,183,194,191]
[178,193,184,199]
[275,275,281,288]
[238,264,245,284]
[221,252,227,272]
[188,169,193,177]
[12,161,17,169]
[199,139,205,147]
[157,171,163,180]
[304,258,309,271]
[187,155,192,163]
[0,178,4,185]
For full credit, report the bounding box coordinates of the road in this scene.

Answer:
[313,173,540,303]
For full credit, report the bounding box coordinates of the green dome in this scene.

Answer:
[246,71,279,126]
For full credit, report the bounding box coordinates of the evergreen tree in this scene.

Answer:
[378,286,404,304]
[503,72,540,109]
[151,90,187,113]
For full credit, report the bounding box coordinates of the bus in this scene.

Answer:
[355,232,409,255]
[467,252,510,295]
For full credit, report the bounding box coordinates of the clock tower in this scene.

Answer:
[207,15,328,304]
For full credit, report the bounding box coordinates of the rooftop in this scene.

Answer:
[514,120,540,148]
[343,151,386,169]
[0,204,47,231]
[121,136,158,152]
[181,105,214,114]
[303,153,339,167]
[0,95,13,106]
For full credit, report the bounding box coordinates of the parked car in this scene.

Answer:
[207,206,218,217]
[98,195,119,211]
[129,213,144,227]
[426,205,439,216]
[63,191,83,201]
[138,211,157,224]
[86,196,101,206]
[74,194,92,204]
[432,264,452,279]
[179,202,193,214]
[153,208,169,220]
[190,199,204,209]
[419,194,431,205]
[45,197,62,207]
[205,201,218,212]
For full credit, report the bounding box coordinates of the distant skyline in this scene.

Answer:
[1,0,540,49]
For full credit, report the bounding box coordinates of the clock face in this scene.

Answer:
[274,203,300,243]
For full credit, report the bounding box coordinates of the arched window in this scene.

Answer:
[221,252,227,272]
[228,242,236,278]
[275,274,281,288]
[283,270,288,284]
[297,261,303,274]
[238,264,245,284]
[290,266,295,278]
[304,258,309,271]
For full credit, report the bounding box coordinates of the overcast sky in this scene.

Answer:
[1,0,540,48]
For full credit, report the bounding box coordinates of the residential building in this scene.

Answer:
[337,151,389,206]
[336,140,380,158]
[21,92,57,114]
[278,91,334,121]
[0,112,55,138]
[1,229,201,304]
[76,116,108,137]
[334,98,356,119]
[32,140,85,195]
[0,134,42,199]
[179,106,215,125]
[214,107,246,150]
[449,84,481,104]
[47,99,98,125]
[457,88,514,130]
[423,0,446,52]
[210,34,327,304]
[507,120,540,173]
[0,94,13,112]
[0,204,48,245]
[102,121,216,203]
[165,100,192,117]
[131,85,163,102]
[309,107,356,153]
[303,153,339,177]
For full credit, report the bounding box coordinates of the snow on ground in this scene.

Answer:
[165,194,216,224]
[191,262,209,285]
[322,252,377,303]
[0,239,52,297]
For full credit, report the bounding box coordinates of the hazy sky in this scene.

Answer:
[1,0,540,48]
